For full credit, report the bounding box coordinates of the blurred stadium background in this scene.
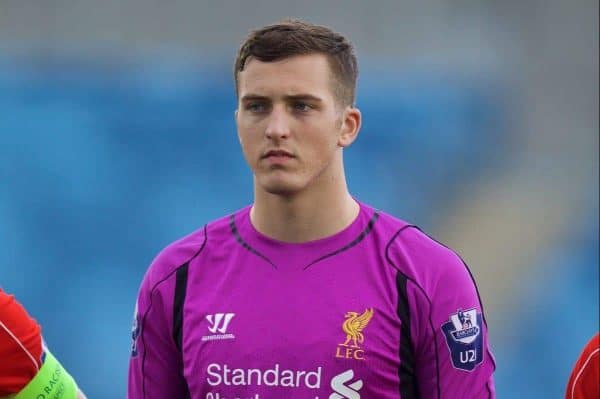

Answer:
[0,1,597,397]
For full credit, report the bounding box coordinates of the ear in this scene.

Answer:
[337,106,361,148]
[234,109,242,143]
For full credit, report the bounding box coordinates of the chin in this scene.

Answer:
[258,176,305,196]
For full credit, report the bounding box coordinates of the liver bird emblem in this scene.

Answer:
[342,308,374,348]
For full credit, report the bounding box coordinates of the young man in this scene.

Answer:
[0,288,86,399]
[128,19,496,398]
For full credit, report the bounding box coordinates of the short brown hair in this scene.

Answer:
[234,19,358,106]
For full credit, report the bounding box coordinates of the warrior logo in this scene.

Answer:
[203,313,236,341]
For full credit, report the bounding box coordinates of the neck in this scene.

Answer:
[250,162,359,243]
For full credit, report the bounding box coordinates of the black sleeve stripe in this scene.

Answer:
[140,225,208,399]
[140,265,181,399]
[174,264,192,399]
[172,262,189,352]
[396,272,421,399]
[385,225,440,399]
[408,284,443,399]
[172,224,209,351]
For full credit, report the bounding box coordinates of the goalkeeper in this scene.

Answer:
[0,288,86,399]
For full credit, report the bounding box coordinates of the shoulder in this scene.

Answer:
[371,206,460,270]
[143,207,248,288]
[573,333,600,374]
[582,333,600,356]
[142,226,207,288]
[0,289,44,387]
[372,207,468,291]
[567,333,600,398]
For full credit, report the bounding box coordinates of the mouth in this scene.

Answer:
[261,149,295,159]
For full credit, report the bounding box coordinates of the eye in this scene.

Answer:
[292,102,312,112]
[245,102,267,113]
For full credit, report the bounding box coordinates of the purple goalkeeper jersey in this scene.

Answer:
[128,202,496,399]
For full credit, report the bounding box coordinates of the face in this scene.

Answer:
[235,53,360,196]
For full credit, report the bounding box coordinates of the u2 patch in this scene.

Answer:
[441,308,484,371]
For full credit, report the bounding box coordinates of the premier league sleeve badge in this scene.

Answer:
[441,308,484,371]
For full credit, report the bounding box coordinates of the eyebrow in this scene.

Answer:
[240,94,324,103]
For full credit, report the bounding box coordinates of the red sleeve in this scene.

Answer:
[565,333,600,399]
[0,288,43,395]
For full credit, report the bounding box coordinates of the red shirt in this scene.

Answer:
[566,333,600,399]
[0,288,43,395]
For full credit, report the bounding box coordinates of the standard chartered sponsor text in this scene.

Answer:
[207,363,322,388]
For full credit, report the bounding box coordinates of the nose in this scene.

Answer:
[265,106,291,140]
